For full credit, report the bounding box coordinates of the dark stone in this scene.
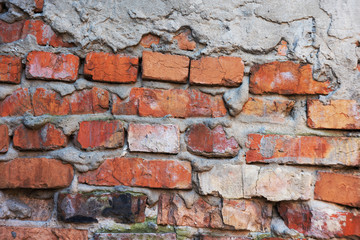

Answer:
[57,192,147,224]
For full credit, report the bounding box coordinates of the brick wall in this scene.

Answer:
[0,1,359,240]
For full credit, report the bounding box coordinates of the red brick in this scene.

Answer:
[32,87,109,116]
[315,172,360,208]
[277,202,312,234]
[246,134,360,166]
[157,193,224,229]
[128,123,179,154]
[26,51,79,82]
[241,97,294,122]
[200,237,250,240]
[0,55,22,84]
[222,199,272,231]
[250,61,333,95]
[186,124,239,157]
[76,120,124,150]
[307,99,360,129]
[278,202,360,238]
[21,20,73,47]
[0,88,33,117]
[0,158,74,189]
[0,226,87,240]
[84,52,139,83]
[142,51,190,83]
[13,123,67,151]
[140,34,160,48]
[34,0,44,12]
[58,192,147,223]
[112,87,227,118]
[190,56,244,86]
[174,29,196,51]
[0,124,9,153]
[0,20,24,43]
[78,157,192,189]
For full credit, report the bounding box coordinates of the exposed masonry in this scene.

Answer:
[0,0,360,240]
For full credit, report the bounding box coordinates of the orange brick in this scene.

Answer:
[250,61,333,95]
[190,56,244,86]
[84,52,138,83]
[315,172,360,208]
[140,34,160,48]
[307,99,360,129]
[142,51,189,83]
[174,29,196,51]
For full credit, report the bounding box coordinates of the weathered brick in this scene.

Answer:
[128,123,180,154]
[278,201,360,238]
[26,51,79,82]
[13,123,67,151]
[246,134,360,166]
[186,124,239,157]
[0,189,53,221]
[0,124,9,153]
[197,164,312,201]
[254,166,312,201]
[111,94,138,115]
[157,193,224,229]
[76,120,124,150]
[32,87,109,116]
[277,40,288,56]
[140,33,160,48]
[0,226,88,240]
[307,99,360,129]
[0,88,33,117]
[0,20,24,43]
[142,51,190,83]
[21,20,73,47]
[250,61,333,95]
[84,52,138,83]
[241,97,294,122]
[222,199,272,232]
[94,233,177,240]
[78,157,192,189]
[0,158,73,189]
[190,56,244,86]
[112,87,226,118]
[58,192,147,223]
[0,55,22,84]
[174,29,196,51]
[314,172,360,208]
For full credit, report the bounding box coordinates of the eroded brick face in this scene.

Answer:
[250,61,333,94]
[0,124,9,153]
[26,51,79,81]
[0,88,33,117]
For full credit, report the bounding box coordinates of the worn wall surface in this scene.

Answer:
[0,0,359,239]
